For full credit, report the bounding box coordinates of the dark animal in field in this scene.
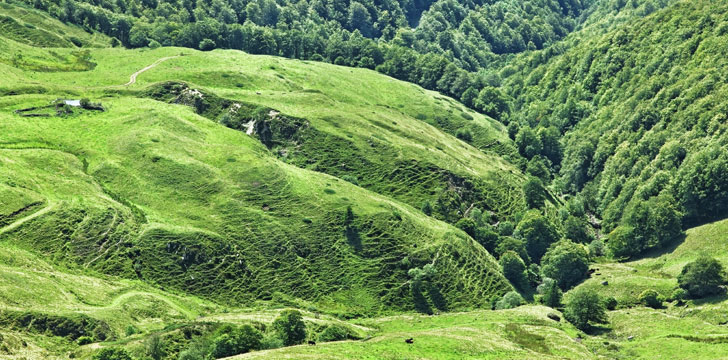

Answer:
[405,338,414,344]
[308,340,316,345]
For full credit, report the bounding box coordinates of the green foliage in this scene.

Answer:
[495,291,524,310]
[516,210,560,263]
[564,288,607,331]
[541,240,589,290]
[638,289,663,309]
[125,325,138,337]
[603,296,618,311]
[523,177,545,209]
[199,38,215,51]
[77,336,93,345]
[515,127,542,159]
[475,86,511,120]
[564,216,592,244]
[678,257,726,298]
[318,324,359,342]
[92,348,133,360]
[146,334,165,360]
[273,310,307,346]
[670,288,688,303]
[210,324,263,358]
[540,279,563,308]
[500,251,528,290]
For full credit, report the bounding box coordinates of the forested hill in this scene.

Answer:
[17,0,673,120]
[500,0,728,258]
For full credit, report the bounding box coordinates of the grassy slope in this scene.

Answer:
[230,306,591,360]
[0,1,526,318]
[570,218,728,359]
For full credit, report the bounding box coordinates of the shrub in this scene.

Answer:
[77,336,93,345]
[540,240,589,290]
[671,288,688,303]
[500,251,528,290]
[523,177,545,209]
[146,334,164,360]
[540,279,562,308]
[318,324,355,342]
[149,40,161,49]
[341,175,359,185]
[92,348,133,360]
[124,325,138,336]
[638,289,663,309]
[588,239,605,257]
[455,128,473,142]
[678,257,726,298]
[260,332,284,350]
[495,291,524,310]
[604,296,618,310]
[69,36,83,47]
[564,288,607,331]
[199,38,216,51]
[516,210,560,263]
[273,310,307,346]
[210,324,262,358]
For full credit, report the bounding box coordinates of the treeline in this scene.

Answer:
[21,0,596,121]
[497,0,728,258]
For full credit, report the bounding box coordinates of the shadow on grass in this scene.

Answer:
[585,324,612,336]
[691,293,728,306]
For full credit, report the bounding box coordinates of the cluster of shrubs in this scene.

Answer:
[94,309,361,359]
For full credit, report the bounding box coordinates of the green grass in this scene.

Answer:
[567,217,728,359]
[228,306,591,359]
[0,18,522,319]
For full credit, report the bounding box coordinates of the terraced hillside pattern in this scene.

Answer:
[3,0,728,359]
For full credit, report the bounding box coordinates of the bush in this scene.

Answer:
[199,38,216,51]
[148,40,161,49]
[516,210,560,263]
[146,334,164,360]
[540,240,589,290]
[523,177,545,209]
[455,128,473,142]
[69,36,83,47]
[604,296,618,310]
[124,325,138,337]
[92,348,133,360]
[638,289,663,309]
[500,251,528,290]
[273,310,307,346]
[260,332,284,350]
[588,239,605,257]
[318,324,356,342]
[564,288,607,331]
[210,324,262,358]
[495,291,524,310]
[540,279,562,308]
[77,336,93,345]
[678,257,726,298]
[671,288,688,303]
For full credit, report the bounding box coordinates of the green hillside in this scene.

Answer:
[4,0,728,359]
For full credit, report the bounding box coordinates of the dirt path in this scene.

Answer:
[124,55,180,86]
[0,203,55,235]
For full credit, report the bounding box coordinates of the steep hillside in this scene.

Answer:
[0,31,531,320]
[498,0,728,257]
[567,218,728,359]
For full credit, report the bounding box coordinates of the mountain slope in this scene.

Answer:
[498,0,728,255]
[0,27,530,319]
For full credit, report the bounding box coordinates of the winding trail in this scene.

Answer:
[124,55,180,86]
